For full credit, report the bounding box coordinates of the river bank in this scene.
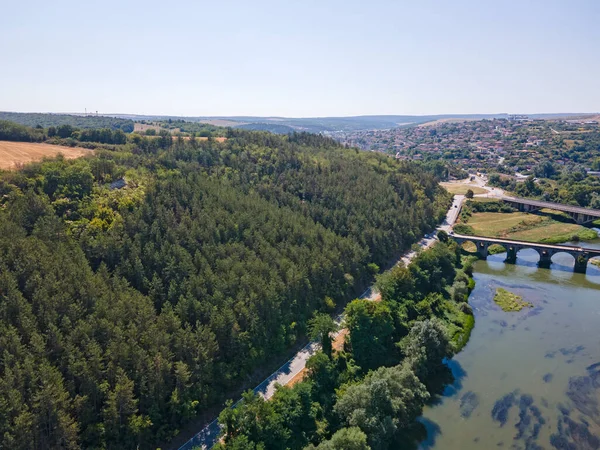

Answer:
[418,242,600,449]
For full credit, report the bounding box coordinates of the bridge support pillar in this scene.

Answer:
[574,254,589,274]
[478,242,488,260]
[505,246,517,264]
[538,250,552,269]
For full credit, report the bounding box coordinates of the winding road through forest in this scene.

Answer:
[175,193,463,450]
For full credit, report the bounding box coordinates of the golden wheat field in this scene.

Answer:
[0,141,91,170]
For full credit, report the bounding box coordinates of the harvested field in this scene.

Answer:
[142,135,228,142]
[133,123,162,133]
[0,141,90,170]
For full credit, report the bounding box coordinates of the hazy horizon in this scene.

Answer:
[2,111,598,120]
[2,0,599,116]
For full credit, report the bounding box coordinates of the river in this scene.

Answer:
[419,241,600,449]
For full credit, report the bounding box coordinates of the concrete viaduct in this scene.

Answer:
[450,234,600,274]
[501,196,600,224]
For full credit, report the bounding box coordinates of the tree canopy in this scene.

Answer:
[0,127,452,449]
[216,242,474,450]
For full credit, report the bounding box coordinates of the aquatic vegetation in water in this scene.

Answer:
[491,391,547,448]
[551,413,600,449]
[565,363,600,424]
[560,345,586,357]
[543,373,554,383]
[549,363,600,449]
[493,288,533,312]
[492,391,518,426]
[459,391,479,418]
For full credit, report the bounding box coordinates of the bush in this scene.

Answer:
[367,263,380,274]
[453,224,475,235]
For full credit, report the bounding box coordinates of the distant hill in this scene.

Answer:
[0,112,134,132]
[8,112,595,135]
[108,113,513,132]
[235,122,296,133]
[102,112,596,134]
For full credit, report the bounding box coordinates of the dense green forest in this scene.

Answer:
[0,119,128,147]
[214,242,474,450]
[0,112,134,132]
[0,122,451,449]
[0,120,47,142]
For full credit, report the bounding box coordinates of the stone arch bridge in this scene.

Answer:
[450,234,600,274]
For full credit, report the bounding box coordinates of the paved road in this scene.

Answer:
[439,195,464,232]
[176,196,461,450]
[502,196,600,218]
[177,286,380,450]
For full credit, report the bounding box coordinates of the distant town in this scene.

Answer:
[330,115,600,179]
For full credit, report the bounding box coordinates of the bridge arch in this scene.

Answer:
[513,246,541,262]
[551,251,575,265]
[550,251,577,272]
[459,240,478,254]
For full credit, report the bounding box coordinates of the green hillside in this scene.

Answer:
[0,126,450,448]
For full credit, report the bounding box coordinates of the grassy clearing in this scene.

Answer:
[461,211,598,243]
[494,288,533,312]
[440,183,487,195]
[467,211,543,234]
[510,222,598,244]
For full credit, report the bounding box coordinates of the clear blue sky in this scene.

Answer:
[1,0,599,117]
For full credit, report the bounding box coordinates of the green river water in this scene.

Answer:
[419,241,600,449]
